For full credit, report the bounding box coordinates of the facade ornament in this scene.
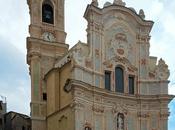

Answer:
[85,58,92,68]
[110,33,128,57]
[155,58,170,80]
[72,47,84,65]
[160,112,170,119]
[117,113,124,130]
[64,79,72,93]
[70,100,85,111]
[91,0,98,6]
[137,111,150,118]
[139,9,145,19]
[92,105,104,113]
[112,104,128,115]
[113,0,126,6]
[104,2,112,7]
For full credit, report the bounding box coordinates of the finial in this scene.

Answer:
[104,2,112,7]
[139,9,145,19]
[91,0,98,6]
[113,0,126,6]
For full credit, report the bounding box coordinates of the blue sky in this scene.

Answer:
[0,0,174,129]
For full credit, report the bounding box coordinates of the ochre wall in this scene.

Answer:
[59,62,73,108]
[47,107,75,130]
[46,62,73,129]
[46,69,59,115]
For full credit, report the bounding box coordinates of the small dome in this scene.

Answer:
[103,2,112,7]
[129,7,136,13]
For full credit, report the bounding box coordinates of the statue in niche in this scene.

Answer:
[110,33,128,58]
[117,113,124,130]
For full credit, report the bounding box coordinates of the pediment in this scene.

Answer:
[103,56,137,72]
[102,5,153,28]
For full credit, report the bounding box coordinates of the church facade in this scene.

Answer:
[26,0,174,130]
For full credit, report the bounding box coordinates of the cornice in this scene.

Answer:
[66,79,174,102]
[84,4,154,30]
[27,37,69,49]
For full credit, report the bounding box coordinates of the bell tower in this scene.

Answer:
[26,0,68,130]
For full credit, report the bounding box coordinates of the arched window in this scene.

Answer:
[42,1,54,24]
[115,67,124,93]
[117,113,124,130]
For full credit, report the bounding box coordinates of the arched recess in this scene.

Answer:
[115,66,124,93]
[117,113,124,130]
[85,126,92,130]
[42,0,54,24]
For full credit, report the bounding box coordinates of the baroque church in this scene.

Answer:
[26,0,174,130]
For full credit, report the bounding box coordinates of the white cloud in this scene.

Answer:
[161,13,175,38]
[0,0,29,54]
[1,79,30,115]
[148,0,164,19]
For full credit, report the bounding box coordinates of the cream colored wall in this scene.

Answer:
[72,83,171,130]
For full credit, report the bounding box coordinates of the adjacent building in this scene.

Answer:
[4,111,31,130]
[26,0,174,130]
[0,99,7,130]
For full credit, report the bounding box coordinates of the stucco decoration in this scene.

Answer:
[92,105,104,113]
[85,57,93,68]
[155,58,170,80]
[104,2,112,7]
[117,113,124,130]
[137,111,150,118]
[72,47,84,65]
[111,33,128,57]
[91,0,98,6]
[104,23,136,65]
[71,42,89,66]
[103,56,137,72]
[139,9,145,19]
[112,103,128,115]
[70,100,85,110]
[113,0,126,6]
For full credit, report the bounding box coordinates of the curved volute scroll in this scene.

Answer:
[155,58,170,80]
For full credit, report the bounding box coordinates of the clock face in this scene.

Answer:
[42,32,56,42]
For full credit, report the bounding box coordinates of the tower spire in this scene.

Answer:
[113,0,126,6]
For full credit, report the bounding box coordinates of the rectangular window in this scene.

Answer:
[105,71,111,91]
[0,101,2,110]
[129,76,134,94]
[0,118,2,125]
[43,93,47,101]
